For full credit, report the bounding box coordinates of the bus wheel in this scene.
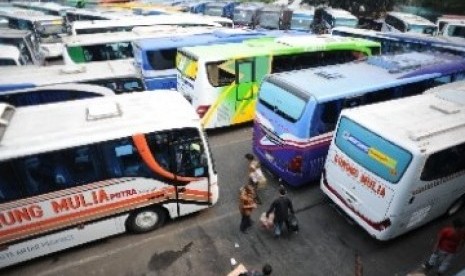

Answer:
[126,207,166,233]
[446,196,464,217]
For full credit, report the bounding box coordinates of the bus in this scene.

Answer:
[64,7,127,25]
[312,7,358,34]
[69,14,222,35]
[233,2,265,29]
[436,15,465,34]
[252,51,465,187]
[176,35,381,129]
[0,91,218,268]
[63,26,218,64]
[321,80,465,240]
[203,1,237,19]
[382,11,437,35]
[332,27,465,56]
[0,83,115,107]
[0,60,145,94]
[133,28,289,90]
[0,8,67,59]
[0,28,44,66]
[257,5,292,30]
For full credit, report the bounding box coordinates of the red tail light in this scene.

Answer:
[288,155,302,173]
[196,105,211,118]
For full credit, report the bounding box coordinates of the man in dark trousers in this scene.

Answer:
[266,186,294,238]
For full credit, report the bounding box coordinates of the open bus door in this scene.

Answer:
[234,58,256,124]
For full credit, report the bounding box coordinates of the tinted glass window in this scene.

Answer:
[421,143,465,181]
[0,162,23,203]
[147,49,177,71]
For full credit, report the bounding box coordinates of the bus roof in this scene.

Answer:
[264,51,465,103]
[71,14,222,30]
[134,28,273,49]
[340,80,465,154]
[0,91,199,159]
[179,34,380,61]
[387,11,436,27]
[13,1,73,12]
[0,28,32,38]
[0,8,63,22]
[0,60,139,87]
[324,8,356,19]
[64,26,218,46]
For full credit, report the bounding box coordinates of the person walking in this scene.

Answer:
[423,218,465,275]
[239,184,257,234]
[245,153,267,205]
[266,186,295,238]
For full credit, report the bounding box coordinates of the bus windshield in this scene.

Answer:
[258,80,308,123]
[409,24,437,35]
[334,116,412,183]
[291,14,313,30]
[204,7,223,17]
[259,11,280,29]
[176,52,198,80]
[70,42,133,62]
[335,18,358,28]
[233,10,253,24]
[147,49,177,70]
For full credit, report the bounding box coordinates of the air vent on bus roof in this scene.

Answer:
[314,71,344,80]
[86,102,122,121]
[60,65,86,74]
[0,103,15,143]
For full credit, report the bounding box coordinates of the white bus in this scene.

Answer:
[0,91,218,268]
[0,8,67,58]
[321,81,465,241]
[382,11,437,35]
[63,26,218,64]
[0,60,145,94]
[69,14,221,35]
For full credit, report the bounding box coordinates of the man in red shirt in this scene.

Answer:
[423,218,465,275]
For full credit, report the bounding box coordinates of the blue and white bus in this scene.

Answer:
[133,28,293,90]
[332,27,465,56]
[253,51,465,187]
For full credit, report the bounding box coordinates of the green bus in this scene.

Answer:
[176,34,381,129]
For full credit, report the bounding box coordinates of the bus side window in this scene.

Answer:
[0,162,23,204]
[312,100,341,135]
[365,88,393,104]
[433,75,452,86]
[421,143,465,181]
[207,61,235,87]
[454,72,465,81]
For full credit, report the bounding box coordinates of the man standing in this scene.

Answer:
[266,186,295,238]
[239,184,257,234]
[423,218,465,275]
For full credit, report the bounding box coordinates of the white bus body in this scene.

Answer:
[321,81,465,240]
[0,91,218,268]
[436,15,465,34]
[70,14,221,35]
[0,44,22,66]
[382,11,437,35]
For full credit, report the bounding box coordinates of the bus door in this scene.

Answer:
[234,58,255,124]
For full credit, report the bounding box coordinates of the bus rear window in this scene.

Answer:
[176,52,198,80]
[258,80,307,123]
[147,49,177,71]
[335,116,412,183]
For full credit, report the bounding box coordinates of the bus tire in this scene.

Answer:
[446,196,464,217]
[126,207,166,233]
